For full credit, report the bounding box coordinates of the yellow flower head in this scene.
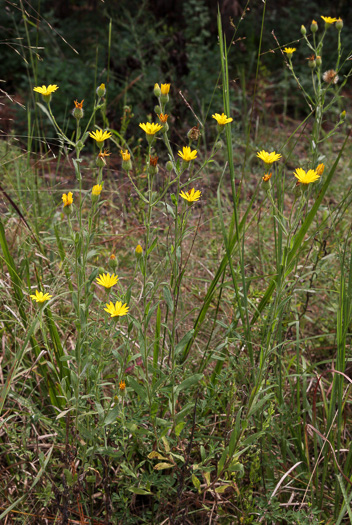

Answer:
[89,129,112,143]
[321,16,338,24]
[283,47,296,55]
[119,380,126,391]
[262,173,272,182]
[104,300,129,318]
[294,168,321,184]
[30,289,53,303]
[135,244,143,255]
[158,113,169,123]
[92,184,102,196]
[74,99,84,109]
[120,150,131,161]
[178,146,197,162]
[139,122,163,135]
[62,192,73,207]
[33,84,59,96]
[96,272,119,289]
[161,83,170,95]
[212,113,233,125]
[256,150,282,165]
[316,163,325,176]
[179,188,202,203]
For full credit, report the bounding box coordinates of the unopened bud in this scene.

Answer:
[311,20,318,33]
[340,110,346,121]
[166,161,174,172]
[109,254,118,270]
[135,245,143,257]
[96,83,106,98]
[154,83,161,97]
[154,105,161,115]
[336,18,343,31]
[301,25,306,36]
[214,140,224,151]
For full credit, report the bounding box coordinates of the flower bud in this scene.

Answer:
[96,83,106,98]
[121,150,132,171]
[135,245,143,257]
[166,161,174,172]
[154,105,161,115]
[160,83,170,105]
[315,55,322,67]
[340,110,346,121]
[311,20,318,33]
[214,140,224,151]
[154,83,161,97]
[336,18,343,31]
[109,254,118,270]
[301,25,306,36]
[91,184,102,202]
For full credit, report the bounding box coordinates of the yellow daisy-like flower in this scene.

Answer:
[139,122,163,135]
[178,146,197,162]
[283,47,296,55]
[89,129,112,143]
[96,273,119,289]
[120,150,131,161]
[135,244,143,255]
[161,83,171,95]
[33,84,59,96]
[256,150,282,165]
[104,301,129,318]
[212,113,233,125]
[321,16,338,24]
[30,289,53,303]
[179,188,202,203]
[62,192,73,207]
[92,184,102,196]
[293,168,321,184]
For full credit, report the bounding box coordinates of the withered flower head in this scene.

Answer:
[323,69,339,84]
[74,99,84,109]
[158,113,169,123]
[150,155,158,167]
[187,125,201,141]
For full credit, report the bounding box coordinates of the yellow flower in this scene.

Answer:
[161,83,170,95]
[135,244,143,255]
[316,163,325,176]
[139,122,163,135]
[33,84,59,96]
[119,380,126,391]
[321,16,338,24]
[212,113,233,125]
[96,273,119,289]
[89,129,112,143]
[178,146,197,162]
[62,192,73,207]
[120,150,131,161]
[283,47,296,56]
[30,289,53,303]
[92,184,102,196]
[294,168,320,184]
[104,301,129,318]
[256,150,282,165]
[179,188,202,203]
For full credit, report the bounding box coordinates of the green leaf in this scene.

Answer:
[192,474,201,493]
[175,330,195,355]
[175,374,203,398]
[104,405,119,426]
[129,487,152,495]
[163,285,174,312]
